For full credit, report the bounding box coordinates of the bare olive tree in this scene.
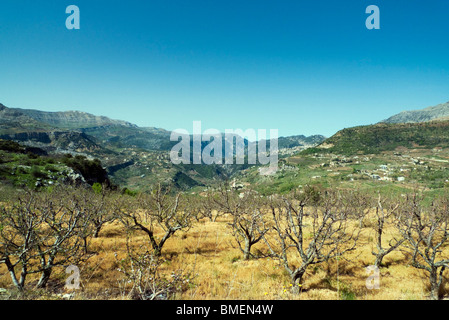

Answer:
[0,187,93,290]
[371,193,404,267]
[186,192,222,223]
[200,185,234,223]
[263,188,365,292]
[118,184,195,257]
[34,188,94,288]
[213,189,270,260]
[116,235,191,300]
[395,193,449,300]
[0,191,44,291]
[89,189,117,238]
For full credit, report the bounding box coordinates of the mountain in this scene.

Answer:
[0,103,53,134]
[278,135,326,149]
[0,130,106,154]
[14,107,137,129]
[6,105,177,151]
[0,103,325,190]
[0,104,173,156]
[382,101,449,124]
[305,120,449,156]
[81,125,174,151]
[300,99,449,156]
[0,104,110,156]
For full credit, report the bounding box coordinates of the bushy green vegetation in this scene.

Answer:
[305,121,449,155]
[0,139,110,189]
[0,139,26,153]
[60,154,109,185]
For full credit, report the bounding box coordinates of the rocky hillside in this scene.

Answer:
[277,134,326,149]
[1,104,175,152]
[0,103,53,134]
[0,139,110,190]
[304,120,449,156]
[0,131,106,154]
[15,107,137,129]
[382,101,449,124]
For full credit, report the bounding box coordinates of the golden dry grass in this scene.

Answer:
[1,212,448,300]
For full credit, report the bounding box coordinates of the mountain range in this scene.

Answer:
[2,98,449,191]
[0,102,326,190]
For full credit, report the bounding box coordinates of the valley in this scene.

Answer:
[2,100,449,301]
[0,103,326,192]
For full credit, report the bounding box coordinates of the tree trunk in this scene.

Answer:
[243,239,251,260]
[291,266,307,294]
[4,257,24,291]
[94,225,102,238]
[19,265,27,289]
[36,268,52,289]
[429,269,440,300]
[9,270,23,291]
[154,248,161,257]
[374,251,386,268]
[152,229,175,257]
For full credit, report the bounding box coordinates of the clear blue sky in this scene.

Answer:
[1,0,449,137]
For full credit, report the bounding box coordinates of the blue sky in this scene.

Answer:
[1,0,449,137]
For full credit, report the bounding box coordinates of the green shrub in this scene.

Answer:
[340,287,356,300]
[122,188,137,196]
[44,164,58,173]
[31,166,47,179]
[92,182,102,194]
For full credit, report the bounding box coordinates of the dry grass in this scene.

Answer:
[1,213,449,300]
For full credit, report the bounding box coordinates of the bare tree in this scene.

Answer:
[118,184,195,257]
[395,193,449,300]
[214,189,270,260]
[186,192,222,223]
[91,195,112,239]
[0,187,92,290]
[371,193,404,267]
[34,188,93,288]
[83,186,118,239]
[0,191,44,291]
[116,234,191,300]
[263,188,365,291]
[199,185,232,223]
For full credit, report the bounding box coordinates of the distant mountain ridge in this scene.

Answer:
[0,102,326,190]
[0,103,326,152]
[382,101,449,124]
[12,107,137,129]
[0,104,174,152]
[0,103,53,134]
[277,134,327,149]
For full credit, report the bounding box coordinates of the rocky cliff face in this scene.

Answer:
[0,130,103,154]
[0,131,52,143]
